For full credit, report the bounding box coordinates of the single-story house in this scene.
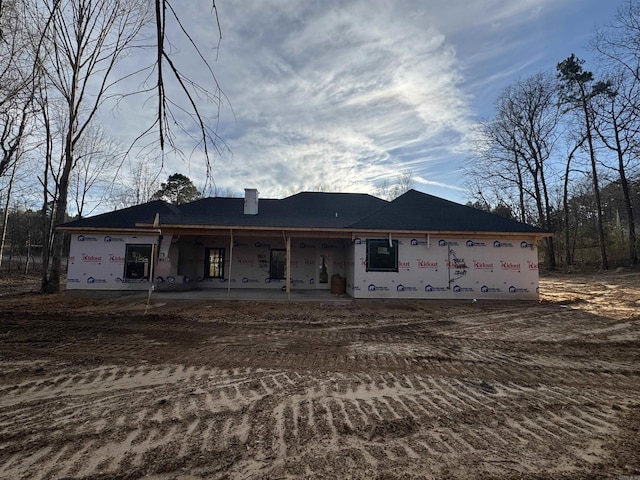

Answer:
[59,189,550,299]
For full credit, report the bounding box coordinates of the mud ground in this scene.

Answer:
[0,271,639,479]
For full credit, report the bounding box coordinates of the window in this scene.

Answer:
[205,248,225,278]
[270,249,286,279]
[366,239,398,272]
[124,244,152,281]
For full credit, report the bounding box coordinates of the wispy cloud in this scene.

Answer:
[93,0,624,205]
[199,1,474,197]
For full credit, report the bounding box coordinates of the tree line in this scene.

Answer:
[0,0,225,291]
[467,1,640,270]
[3,1,637,287]
[0,172,203,274]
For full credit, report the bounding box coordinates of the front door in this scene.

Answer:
[317,253,330,289]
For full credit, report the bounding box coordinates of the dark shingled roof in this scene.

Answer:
[349,190,547,233]
[158,192,389,228]
[60,200,180,229]
[60,193,388,230]
[60,190,547,234]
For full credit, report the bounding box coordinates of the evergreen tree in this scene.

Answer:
[151,173,201,205]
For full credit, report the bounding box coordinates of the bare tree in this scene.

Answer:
[213,186,238,198]
[593,4,640,265]
[107,157,162,209]
[0,0,37,268]
[28,0,151,293]
[374,178,392,201]
[593,0,640,86]
[560,134,586,268]
[49,1,227,290]
[5,0,226,290]
[470,73,560,269]
[396,171,414,196]
[70,125,122,218]
[557,54,609,270]
[128,0,229,181]
[0,161,19,268]
[375,171,414,200]
[0,0,38,179]
[591,70,640,265]
[468,125,531,224]
[130,158,162,205]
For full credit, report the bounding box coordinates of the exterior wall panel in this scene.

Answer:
[66,232,540,299]
[67,233,159,290]
[345,240,355,294]
[350,236,539,300]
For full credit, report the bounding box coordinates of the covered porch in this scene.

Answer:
[154,228,355,297]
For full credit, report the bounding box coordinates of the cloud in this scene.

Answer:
[91,0,619,207]
[190,0,474,198]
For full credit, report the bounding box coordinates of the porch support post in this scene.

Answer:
[149,243,157,284]
[227,229,233,298]
[286,234,291,300]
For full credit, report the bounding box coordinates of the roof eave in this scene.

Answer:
[348,228,551,238]
[57,226,162,235]
[136,222,551,238]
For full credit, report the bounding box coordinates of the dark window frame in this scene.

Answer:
[366,239,398,272]
[270,249,287,279]
[204,247,225,279]
[124,244,153,281]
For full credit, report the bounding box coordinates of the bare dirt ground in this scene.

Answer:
[0,271,639,479]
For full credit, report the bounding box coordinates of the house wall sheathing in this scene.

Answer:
[350,236,540,300]
[66,232,541,300]
[66,233,349,291]
[66,233,160,291]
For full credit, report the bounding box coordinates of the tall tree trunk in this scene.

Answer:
[562,143,582,268]
[40,91,54,291]
[619,165,638,265]
[562,174,571,268]
[538,159,556,270]
[582,94,608,270]
[530,165,555,268]
[43,125,75,293]
[611,112,638,265]
[515,152,526,223]
[40,164,52,290]
[0,162,18,268]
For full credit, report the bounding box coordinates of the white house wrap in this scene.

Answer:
[59,190,549,299]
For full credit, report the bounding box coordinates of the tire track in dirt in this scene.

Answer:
[1,273,639,478]
[229,371,630,478]
[195,336,639,396]
[0,360,636,479]
[0,362,312,479]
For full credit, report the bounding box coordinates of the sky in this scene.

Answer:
[103,0,628,205]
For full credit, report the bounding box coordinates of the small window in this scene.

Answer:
[205,248,225,278]
[270,249,286,279]
[366,239,398,272]
[124,244,152,281]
